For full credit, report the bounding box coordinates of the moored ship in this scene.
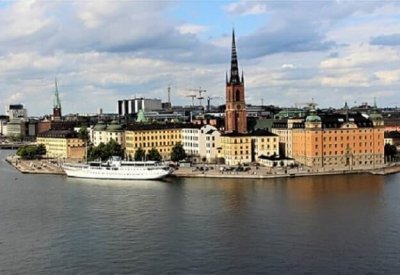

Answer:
[62,157,173,180]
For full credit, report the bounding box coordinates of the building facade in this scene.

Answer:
[36,130,85,159]
[118,98,162,116]
[290,109,384,169]
[125,124,183,160]
[92,120,125,148]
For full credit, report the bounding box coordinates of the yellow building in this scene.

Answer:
[36,130,85,160]
[125,124,183,160]
[290,109,384,169]
[219,130,279,166]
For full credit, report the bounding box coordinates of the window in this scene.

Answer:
[236,90,241,101]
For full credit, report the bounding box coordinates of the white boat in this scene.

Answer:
[62,157,173,180]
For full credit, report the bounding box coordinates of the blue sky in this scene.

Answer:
[1,0,400,115]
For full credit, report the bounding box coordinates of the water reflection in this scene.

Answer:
[66,177,166,188]
[211,175,385,215]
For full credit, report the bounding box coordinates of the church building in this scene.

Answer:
[219,30,279,166]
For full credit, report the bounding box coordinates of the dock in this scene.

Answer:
[6,156,66,175]
[5,155,400,179]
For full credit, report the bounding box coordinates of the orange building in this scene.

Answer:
[290,107,384,169]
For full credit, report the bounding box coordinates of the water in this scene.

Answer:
[1,150,400,274]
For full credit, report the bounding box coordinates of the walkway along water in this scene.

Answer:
[5,155,400,179]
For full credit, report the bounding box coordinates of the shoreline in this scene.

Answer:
[5,155,400,179]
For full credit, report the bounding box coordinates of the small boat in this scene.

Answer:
[62,156,173,180]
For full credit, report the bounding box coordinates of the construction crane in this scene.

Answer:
[187,87,207,106]
[186,94,197,106]
[295,100,317,109]
[206,96,222,112]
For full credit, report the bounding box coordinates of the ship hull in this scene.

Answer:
[62,163,172,180]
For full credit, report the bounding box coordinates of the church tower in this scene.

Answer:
[225,30,247,133]
[52,78,62,121]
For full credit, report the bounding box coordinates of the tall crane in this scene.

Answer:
[186,94,197,106]
[206,96,222,112]
[187,87,207,106]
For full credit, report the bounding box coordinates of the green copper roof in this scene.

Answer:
[136,109,147,123]
[107,120,123,131]
[306,105,321,122]
[93,120,107,131]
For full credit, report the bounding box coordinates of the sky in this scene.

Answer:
[1,0,400,116]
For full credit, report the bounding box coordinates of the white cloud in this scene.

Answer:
[0,0,52,41]
[374,70,400,85]
[320,71,371,87]
[282,64,296,70]
[177,24,208,35]
[225,1,267,16]
[320,45,400,69]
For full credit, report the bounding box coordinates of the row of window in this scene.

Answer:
[316,135,382,142]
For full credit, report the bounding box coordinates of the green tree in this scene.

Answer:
[170,142,186,162]
[37,144,46,156]
[384,143,397,162]
[87,140,124,161]
[78,126,89,141]
[16,144,46,160]
[147,147,162,161]
[134,147,146,161]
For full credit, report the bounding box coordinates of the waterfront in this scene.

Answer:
[1,150,400,274]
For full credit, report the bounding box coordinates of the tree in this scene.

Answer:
[78,126,89,141]
[170,142,186,162]
[134,147,146,161]
[16,144,46,160]
[87,140,124,161]
[147,147,162,161]
[36,144,47,157]
[384,144,397,162]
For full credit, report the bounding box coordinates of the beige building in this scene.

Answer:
[92,120,125,148]
[219,130,279,166]
[125,124,184,160]
[36,130,85,160]
[272,118,303,158]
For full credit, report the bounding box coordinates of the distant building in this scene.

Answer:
[117,98,162,116]
[3,104,29,138]
[6,104,27,120]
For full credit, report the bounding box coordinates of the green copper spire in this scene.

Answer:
[54,78,61,109]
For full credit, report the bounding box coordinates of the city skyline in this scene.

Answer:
[1,0,400,116]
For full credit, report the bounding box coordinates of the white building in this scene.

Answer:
[182,126,201,160]
[6,104,27,120]
[199,125,221,163]
[118,98,162,116]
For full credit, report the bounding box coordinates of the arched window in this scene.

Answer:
[235,90,240,101]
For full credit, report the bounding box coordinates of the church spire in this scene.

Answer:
[229,29,241,85]
[54,78,61,109]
